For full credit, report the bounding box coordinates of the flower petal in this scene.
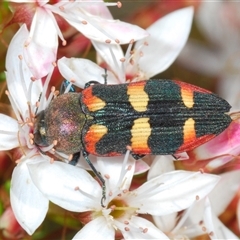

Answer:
[208,170,240,216]
[73,216,114,240]
[93,41,126,83]
[6,24,42,115]
[52,4,148,44]
[153,213,177,233]
[95,152,135,192]
[27,161,102,211]
[208,211,239,239]
[0,114,19,150]
[10,160,49,235]
[23,7,58,79]
[147,155,175,180]
[128,171,220,215]
[58,57,118,88]
[115,216,169,239]
[134,6,194,78]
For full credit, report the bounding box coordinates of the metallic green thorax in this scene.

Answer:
[44,93,85,154]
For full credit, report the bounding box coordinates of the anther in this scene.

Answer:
[143,228,148,233]
[124,227,130,231]
[202,226,206,232]
[115,39,120,44]
[74,186,80,191]
[82,20,87,25]
[120,58,126,62]
[109,191,113,196]
[126,145,132,151]
[104,174,110,179]
[117,1,122,8]
[130,59,134,65]
[124,220,129,225]
[129,39,134,44]
[54,90,59,97]
[209,232,214,236]
[110,205,116,210]
[31,77,37,81]
[51,86,56,93]
[62,40,67,46]
[18,55,23,60]
[50,158,54,164]
[29,133,34,139]
[27,122,34,127]
[127,165,132,171]
[195,195,200,200]
[105,39,111,43]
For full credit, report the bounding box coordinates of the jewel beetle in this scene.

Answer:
[33,78,232,206]
[34,79,232,159]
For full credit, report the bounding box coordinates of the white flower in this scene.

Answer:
[149,156,240,239]
[94,6,194,82]
[8,0,148,79]
[57,6,194,88]
[1,24,62,235]
[27,151,220,239]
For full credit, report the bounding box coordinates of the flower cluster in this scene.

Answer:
[0,1,240,239]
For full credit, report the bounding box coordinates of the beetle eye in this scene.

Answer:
[39,126,46,136]
[34,110,48,147]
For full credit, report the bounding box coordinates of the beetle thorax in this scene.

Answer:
[44,93,86,155]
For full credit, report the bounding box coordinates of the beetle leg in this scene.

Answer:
[172,154,180,160]
[84,81,101,89]
[69,152,80,166]
[82,150,106,207]
[60,80,76,94]
[131,153,145,160]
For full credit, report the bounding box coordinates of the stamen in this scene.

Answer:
[74,185,100,202]
[63,81,74,94]
[37,66,54,113]
[45,86,56,107]
[109,47,125,82]
[39,142,56,153]
[104,1,122,8]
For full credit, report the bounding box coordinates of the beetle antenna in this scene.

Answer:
[82,151,106,207]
